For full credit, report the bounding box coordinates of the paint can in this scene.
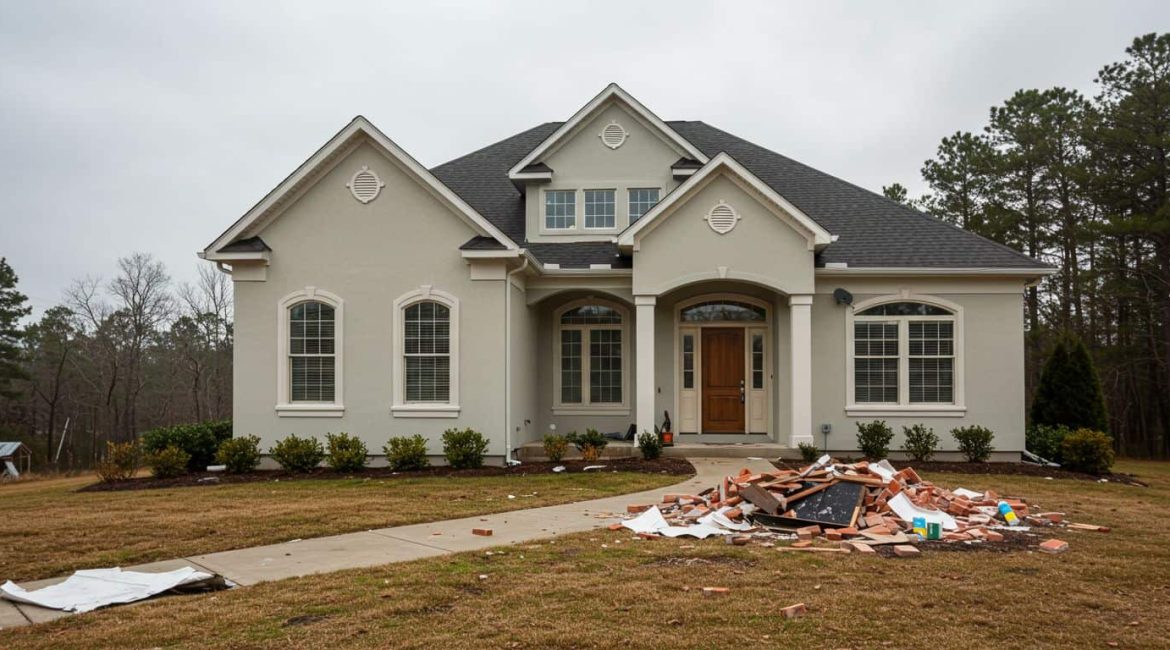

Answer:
[926,521,942,540]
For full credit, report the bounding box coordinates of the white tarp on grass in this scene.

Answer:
[1,567,213,613]
[621,505,750,539]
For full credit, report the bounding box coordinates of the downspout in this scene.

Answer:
[504,254,529,465]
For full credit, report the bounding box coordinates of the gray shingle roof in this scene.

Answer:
[217,236,270,253]
[432,120,1049,270]
[459,236,507,251]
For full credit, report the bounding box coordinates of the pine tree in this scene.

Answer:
[1030,334,1109,432]
[0,258,32,399]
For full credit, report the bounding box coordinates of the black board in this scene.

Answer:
[748,481,865,529]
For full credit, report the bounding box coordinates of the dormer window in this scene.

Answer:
[584,190,616,229]
[545,190,576,230]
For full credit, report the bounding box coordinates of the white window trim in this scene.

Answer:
[392,286,460,418]
[542,189,578,232]
[276,287,344,418]
[583,188,618,231]
[844,293,966,417]
[552,298,630,415]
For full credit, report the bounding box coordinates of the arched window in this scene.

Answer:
[555,300,628,410]
[849,296,962,410]
[393,288,460,417]
[680,300,766,322]
[277,287,344,417]
[403,301,451,403]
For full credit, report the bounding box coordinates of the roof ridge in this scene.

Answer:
[676,121,1049,268]
[432,121,563,172]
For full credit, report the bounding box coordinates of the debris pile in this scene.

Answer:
[621,455,1108,556]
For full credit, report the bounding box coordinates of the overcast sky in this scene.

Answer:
[1,1,1166,316]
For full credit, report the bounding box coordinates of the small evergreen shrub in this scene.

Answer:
[1061,429,1115,475]
[384,435,430,471]
[215,435,262,474]
[951,425,995,463]
[95,441,140,482]
[901,424,940,462]
[326,432,368,472]
[856,420,894,460]
[542,434,569,462]
[141,420,233,472]
[797,442,820,463]
[442,428,489,469]
[637,431,662,460]
[1025,424,1071,464]
[149,445,190,479]
[567,429,608,462]
[271,434,325,472]
[1031,335,1109,432]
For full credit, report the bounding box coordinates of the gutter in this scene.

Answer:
[503,253,530,465]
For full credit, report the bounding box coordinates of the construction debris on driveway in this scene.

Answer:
[621,455,1108,556]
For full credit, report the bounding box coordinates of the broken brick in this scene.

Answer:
[781,603,807,619]
[1039,538,1069,554]
[472,528,493,537]
[795,525,822,540]
[701,587,730,597]
[627,504,653,514]
[893,544,920,557]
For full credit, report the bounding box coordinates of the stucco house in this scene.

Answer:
[200,84,1052,463]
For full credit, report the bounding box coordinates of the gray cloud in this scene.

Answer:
[1,0,1166,314]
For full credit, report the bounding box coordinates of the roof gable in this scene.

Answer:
[619,152,834,251]
[203,116,517,259]
[506,83,708,180]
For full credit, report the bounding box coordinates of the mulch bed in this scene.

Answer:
[78,457,696,493]
[774,459,1146,487]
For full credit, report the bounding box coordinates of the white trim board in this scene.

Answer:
[204,116,517,256]
[617,152,834,251]
[507,83,709,180]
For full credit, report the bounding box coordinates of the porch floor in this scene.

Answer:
[516,440,788,462]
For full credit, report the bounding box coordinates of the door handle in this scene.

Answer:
[739,379,745,404]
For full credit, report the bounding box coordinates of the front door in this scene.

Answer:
[701,328,745,432]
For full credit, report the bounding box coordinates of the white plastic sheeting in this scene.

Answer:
[887,492,958,531]
[1,567,213,613]
[620,505,753,539]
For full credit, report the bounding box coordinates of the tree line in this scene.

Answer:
[0,254,232,470]
[882,33,1170,458]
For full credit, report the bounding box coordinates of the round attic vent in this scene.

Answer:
[347,166,384,203]
[599,122,628,149]
[705,202,740,235]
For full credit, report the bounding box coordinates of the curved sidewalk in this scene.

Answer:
[0,456,774,628]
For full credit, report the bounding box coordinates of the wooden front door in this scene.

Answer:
[701,328,746,432]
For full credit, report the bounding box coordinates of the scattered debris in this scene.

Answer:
[472,528,493,537]
[1,567,224,613]
[614,458,1108,558]
[780,602,807,619]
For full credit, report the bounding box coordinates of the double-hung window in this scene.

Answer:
[545,190,576,230]
[851,301,958,407]
[289,301,336,402]
[403,301,450,403]
[584,189,616,229]
[628,188,660,222]
[556,302,626,408]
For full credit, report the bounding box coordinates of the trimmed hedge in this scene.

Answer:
[1061,429,1115,475]
[271,434,325,472]
[384,435,430,471]
[442,428,489,469]
[141,420,232,472]
[216,435,262,473]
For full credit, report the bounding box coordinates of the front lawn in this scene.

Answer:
[0,465,686,582]
[3,459,1167,648]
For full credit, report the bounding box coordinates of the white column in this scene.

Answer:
[789,294,815,447]
[635,295,657,435]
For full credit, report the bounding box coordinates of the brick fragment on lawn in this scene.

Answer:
[781,603,807,619]
[893,544,920,557]
[1039,539,1069,554]
[701,587,730,597]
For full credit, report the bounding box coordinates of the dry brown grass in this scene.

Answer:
[0,470,681,582]
[3,460,1169,648]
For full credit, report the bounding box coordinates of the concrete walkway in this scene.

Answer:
[0,456,774,629]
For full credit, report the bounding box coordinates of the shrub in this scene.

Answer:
[567,429,608,462]
[901,424,940,462]
[95,441,141,482]
[542,434,569,462]
[442,428,489,469]
[951,425,995,463]
[384,435,430,471]
[1061,429,1115,475]
[1031,334,1109,432]
[797,442,820,463]
[1025,424,1071,464]
[141,421,233,472]
[149,445,190,479]
[270,434,325,472]
[215,435,262,474]
[637,431,662,460]
[855,420,894,460]
[325,432,368,472]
